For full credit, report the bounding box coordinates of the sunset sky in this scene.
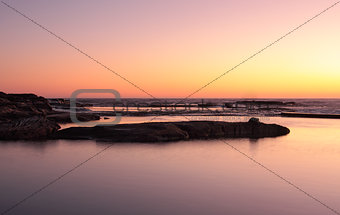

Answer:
[1,0,339,98]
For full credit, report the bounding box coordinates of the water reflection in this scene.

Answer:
[0,140,58,151]
[1,117,340,215]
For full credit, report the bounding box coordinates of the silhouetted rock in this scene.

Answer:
[47,112,100,123]
[47,98,92,109]
[0,92,99,140]
[281,112,340,119]
[0,116,60,140]
[248,117,260,123]
[0,92,54,122]
[236,100,285,106]
[55,120,290,142]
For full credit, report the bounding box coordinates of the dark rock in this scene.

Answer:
[55,120,290,142]
[281,112,340,119]
[48,98,92,109]
[0,116,60,140]
[224,103,234,108]
[47,113,100,123]
[0,92,60,140]
[236,100,285,106]
[56,123,189,142]
[0,92,99,140]
[248,117,260,123]
[0,92,54,122]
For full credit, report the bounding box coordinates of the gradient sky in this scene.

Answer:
[1,0,339,98]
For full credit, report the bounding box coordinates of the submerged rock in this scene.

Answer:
[55,120,290,143]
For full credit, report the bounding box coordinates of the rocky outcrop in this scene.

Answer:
[0,92,54,122]
[0,92,60,139]
[47,98,93,109]
[55,118,290,142]
[0,116,60,140]
[47,112,100,123]
[0,92,99,140]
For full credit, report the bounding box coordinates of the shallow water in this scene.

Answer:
[1,117,340,215]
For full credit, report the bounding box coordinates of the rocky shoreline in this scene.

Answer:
[0,92,99,140]
[0,92,290,141]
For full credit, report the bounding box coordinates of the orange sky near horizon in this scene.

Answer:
[1,0,339,98]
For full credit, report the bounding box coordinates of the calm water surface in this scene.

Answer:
[1,117,340,215]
